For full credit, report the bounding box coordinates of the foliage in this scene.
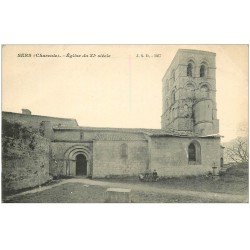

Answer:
[2,119,38,153]
[2,119,21,138]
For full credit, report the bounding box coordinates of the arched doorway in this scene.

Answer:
[76,154,87,176]
[64,145,91,177]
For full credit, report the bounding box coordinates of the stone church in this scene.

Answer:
[2,49,224,181]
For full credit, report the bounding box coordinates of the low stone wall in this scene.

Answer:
[2,154,50,192]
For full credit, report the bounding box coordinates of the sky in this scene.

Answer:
[2,45,248,142]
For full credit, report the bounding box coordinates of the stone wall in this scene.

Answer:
[149,136,221,176]
[50,134,221,178]
[2,120,50,193]
[93,140,149,177]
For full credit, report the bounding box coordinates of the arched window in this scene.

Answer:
[188,143,196,161]
[200,65,206,77]
[187,63,193,77]
[120,143,128,158]
[188,141,201,164]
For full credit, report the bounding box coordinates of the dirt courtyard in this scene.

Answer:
[4,168,248,203]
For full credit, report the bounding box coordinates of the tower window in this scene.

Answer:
[187,63,193,77]
[200,65,206,77]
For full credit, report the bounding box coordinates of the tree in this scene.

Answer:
[226,137,248,163]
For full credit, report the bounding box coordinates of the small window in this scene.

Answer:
[120,143,128,158]
[80,132,84,140]
[188,143,196,161]
[187,63,193,77]
[200,65,206,77]
[188,141,201,164]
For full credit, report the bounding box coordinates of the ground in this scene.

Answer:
[3,163,248,203]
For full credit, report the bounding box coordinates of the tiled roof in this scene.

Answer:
[94,132,147,141]
[53,125,222,139]
[53,125,162,133]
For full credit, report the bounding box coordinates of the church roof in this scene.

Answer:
[93,132,147,141]
[53,125,222,139]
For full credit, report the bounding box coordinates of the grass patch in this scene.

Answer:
[98,163,249,195]
[6,182,243,203]
[2,178,61,200]
[5,183,106,203]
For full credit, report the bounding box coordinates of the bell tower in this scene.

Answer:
[161,49,219,135]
